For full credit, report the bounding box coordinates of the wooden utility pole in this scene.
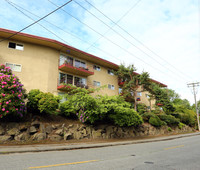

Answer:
[187,82,200,131]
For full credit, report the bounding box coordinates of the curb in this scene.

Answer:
[1,132,200,154]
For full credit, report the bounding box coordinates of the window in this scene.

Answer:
[59,73,73,85]
[5,63,22,72]
[75,59,86,68]
[108,84,115,90]
[8,42,24,50]
[93,81,101,87]
[137,92,142,96]
[74,77,86,87]
[93,65,101,71]
[107,69,114,75]
[119,88,122,94]
[146,94,150,98]
[59,54,73,66]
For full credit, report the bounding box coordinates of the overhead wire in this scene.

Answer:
[85,0,142,51]
[4,0,71,45]
[4,0,120,63]
[0,0,72,43]
[47,0,182,81]
[74,0,192,82]
[83,0,195,81]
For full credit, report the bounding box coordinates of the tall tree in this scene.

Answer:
[113,64,150,110]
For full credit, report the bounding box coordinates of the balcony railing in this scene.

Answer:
[59,63,94,77]
[57,83,94,93]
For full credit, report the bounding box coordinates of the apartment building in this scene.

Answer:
[0,28,167,108]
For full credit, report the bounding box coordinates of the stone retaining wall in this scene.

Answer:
[0,121,194,143]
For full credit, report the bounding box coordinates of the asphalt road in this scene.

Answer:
[1,135,200,170]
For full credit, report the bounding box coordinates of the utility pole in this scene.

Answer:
[187,82,200,131]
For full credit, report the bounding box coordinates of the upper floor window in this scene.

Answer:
[8,42,24,50]
[93,81,101,87]
[107,69,114,75]
[145,94,150,98]
[108,84,115,90]
[137,92,142,96]
[60,54,73,66]
[93,65,101,71]
[75,59,86,69]
[5,63,22,72]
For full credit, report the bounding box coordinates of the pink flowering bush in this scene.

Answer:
[0,64,26,119]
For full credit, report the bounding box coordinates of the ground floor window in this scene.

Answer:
[59,72,86,87]
[59,73,73,85]
[5,62,22,72]
[108,84,115,90]
[93,81,101,87]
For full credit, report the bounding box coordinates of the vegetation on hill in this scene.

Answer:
[0,63,198,130]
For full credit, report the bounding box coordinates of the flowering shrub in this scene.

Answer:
[0,64,26,118]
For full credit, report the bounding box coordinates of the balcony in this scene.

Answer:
[57,84,94,93]
[59,63,94,77]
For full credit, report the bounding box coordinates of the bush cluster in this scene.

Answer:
[60,93,143,127]
[27,89,60,115]
[0,64,26,119]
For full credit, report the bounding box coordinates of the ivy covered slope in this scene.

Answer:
[0,64,26,119]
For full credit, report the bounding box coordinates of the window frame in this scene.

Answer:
[93,65,101,71]
[108,84,115,90]
[5,62,22,72]
[93,80,101,87]
[8,42,24,51]
[107,69,114,75]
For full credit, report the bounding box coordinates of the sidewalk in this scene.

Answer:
[0,132,200,154]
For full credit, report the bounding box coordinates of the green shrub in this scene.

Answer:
[108,107,143,127]
[149,116,163,127]
[60,93,143,127]
[38,93,60,114]
[158,114,180,126]
[178,122,186,129]
[142,112,156,122]
[0,64,26,119]
[173,106,196,127]
[27,89,41,112]
[27,89,59,115]
[167,127,172,132]
[137,103,147,114]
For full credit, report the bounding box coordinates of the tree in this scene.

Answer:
[113,64,151,110]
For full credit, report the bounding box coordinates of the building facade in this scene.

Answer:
[0,28,167,108]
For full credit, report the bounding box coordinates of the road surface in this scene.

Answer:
[0,135,200,170]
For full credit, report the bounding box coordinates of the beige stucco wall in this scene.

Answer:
[0,38,59,94]
[135,86,156,109]
[87,62,119,96]
[0,37,154,107]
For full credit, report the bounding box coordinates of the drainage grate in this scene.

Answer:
[131,155,136,156]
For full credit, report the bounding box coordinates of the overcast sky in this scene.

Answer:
[0,0,199,104]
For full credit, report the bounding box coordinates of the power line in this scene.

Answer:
[47,0,187,83]
[85,0,142,51]
[5,0,121,63]
[5,0,71,45]
[0,0,72,43]
[81,0,194,81]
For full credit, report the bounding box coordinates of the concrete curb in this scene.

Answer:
[0,132,200,154]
